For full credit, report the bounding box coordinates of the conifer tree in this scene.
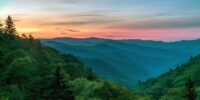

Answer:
[87,68,96,81]
[4,16,17,35]
[32,65,75,100]
[50,65,75,100]
[183,77,196,100]
[27,34,34,44]
[22,34,27,38]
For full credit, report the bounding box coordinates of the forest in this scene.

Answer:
[0,16,199,100]
[137,55,200,100]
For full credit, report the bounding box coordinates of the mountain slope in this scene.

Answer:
[137,54,200,99]
[41,38,200,86]
[41,40,150,86]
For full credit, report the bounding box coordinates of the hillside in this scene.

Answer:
[0,33,152,100]
[41,37,200,86]
[137,54,200,100]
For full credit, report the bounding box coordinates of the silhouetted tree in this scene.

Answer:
[28,34,34,43]
[22,34,27,39]
[4,16,17,35]
[0,19,3,33]
[183,77,196,100]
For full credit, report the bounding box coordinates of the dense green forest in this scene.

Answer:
[0,16,152,100]
[137,54,200,100]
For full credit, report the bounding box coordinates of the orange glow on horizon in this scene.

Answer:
[2,14,198,41]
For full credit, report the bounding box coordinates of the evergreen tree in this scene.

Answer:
[28,34,34,44]
[27,63,54,100]
[49,65,75,100]
[21,34,27,39]
[183,77,196,100]
[86,68,96,81]
[31,65,75,100]
[4,16,17,35]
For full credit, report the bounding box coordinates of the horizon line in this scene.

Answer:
[38,36,200,43]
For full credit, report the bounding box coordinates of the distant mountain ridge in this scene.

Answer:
[41,38,200,86]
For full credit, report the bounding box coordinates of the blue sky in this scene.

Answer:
[2,0,199,16]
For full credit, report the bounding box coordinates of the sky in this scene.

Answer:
[0,0,200,41]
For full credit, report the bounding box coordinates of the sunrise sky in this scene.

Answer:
[0,0,200,41]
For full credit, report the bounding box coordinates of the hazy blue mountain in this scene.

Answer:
[121,39,200,55]
[41,38,200,86]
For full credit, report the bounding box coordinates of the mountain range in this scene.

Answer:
[41,38,200,86]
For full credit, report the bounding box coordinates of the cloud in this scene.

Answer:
[108,16,200,29]
[67,29,80,32]
[41,18,122,26]
[13,19,20,22]
[66,14,105,19]
[60,32,68,34]
[104,35,119,38]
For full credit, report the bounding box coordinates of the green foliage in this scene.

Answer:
[159,88,184,100]
[137,55,200,100]
[8,85,24,100]
[3,56,37,85]
[70,78,151,100]
[63,63,96,80]
[92,81,142,100]
[183,77,196,100]
[48,65,74,100]
[0,88,9,100]
[62,54,84,66]
[70,78,99,100]
[2,49,28,68]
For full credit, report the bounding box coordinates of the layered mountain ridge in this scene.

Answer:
[41,38,200,86]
